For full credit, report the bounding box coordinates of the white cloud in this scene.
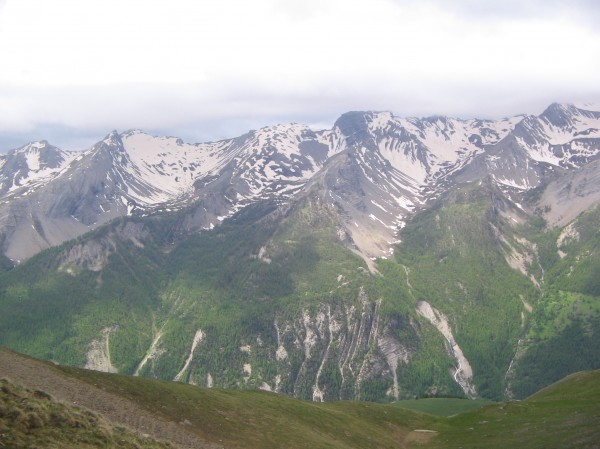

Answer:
[0,0,599,150]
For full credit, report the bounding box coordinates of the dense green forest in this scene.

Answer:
[0,182,599,402]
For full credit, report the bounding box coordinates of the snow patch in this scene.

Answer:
[8,145,78,194]
[121,131,234,206]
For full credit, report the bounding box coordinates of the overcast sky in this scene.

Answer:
[1,0,599,151]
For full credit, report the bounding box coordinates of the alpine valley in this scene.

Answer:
[1,102,600,403]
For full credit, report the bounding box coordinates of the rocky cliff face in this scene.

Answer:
[130,287,440,402]
[2,103,599,265]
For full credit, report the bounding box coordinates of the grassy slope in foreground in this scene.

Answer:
[61,366,431,449]
[0,378,173,449]
[424,370,600,449]
[0,346,432,449]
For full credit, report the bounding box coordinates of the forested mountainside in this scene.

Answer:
[0,103,599,402]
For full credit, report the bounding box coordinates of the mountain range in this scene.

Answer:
[0,102,599,402]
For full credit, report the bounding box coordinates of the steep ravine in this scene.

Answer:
[416,300,477,398]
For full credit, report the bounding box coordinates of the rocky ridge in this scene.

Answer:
[2,103,599,265]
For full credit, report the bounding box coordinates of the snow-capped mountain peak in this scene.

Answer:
[1,103,599,264]
[118,130,234,204]
[0,140,78,196]
[512,103,600,167]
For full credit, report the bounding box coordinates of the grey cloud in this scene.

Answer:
[0,124,102,153]
[2,77,599,154]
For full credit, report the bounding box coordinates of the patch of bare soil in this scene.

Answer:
[404,429,438,445]
[0,348,220,449]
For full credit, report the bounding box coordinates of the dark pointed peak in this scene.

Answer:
[423,115,449,123]
[333,111,372,135]
[103,130,123,144]
[541,102,568,115]
[540,103,577,127]
[13,140,57,154]
[92,130,125,155]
